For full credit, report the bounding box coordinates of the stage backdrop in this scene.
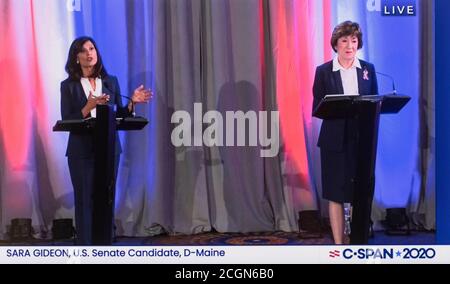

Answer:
[0,0,434,239]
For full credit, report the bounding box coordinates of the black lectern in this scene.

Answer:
[53,105,148,245]
[313,94,410,244]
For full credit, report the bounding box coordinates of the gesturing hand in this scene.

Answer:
[132,85,153,104]
[82,91,110,118]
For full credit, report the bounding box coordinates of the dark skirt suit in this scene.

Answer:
[60,75,129,244]
[312,60,378,203]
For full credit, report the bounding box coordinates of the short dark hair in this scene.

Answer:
[330,21,363,52]
[65,36,108,80]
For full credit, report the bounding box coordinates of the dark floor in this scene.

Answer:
[0,230,435,246]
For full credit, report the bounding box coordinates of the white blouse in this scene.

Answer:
[332,57,361,95]
[80,77,103,117]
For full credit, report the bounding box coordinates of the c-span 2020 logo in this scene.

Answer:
[328,248,436,260]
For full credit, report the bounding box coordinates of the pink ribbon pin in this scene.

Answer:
[363,69,369,80]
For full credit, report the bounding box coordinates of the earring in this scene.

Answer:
[76,60,79,64]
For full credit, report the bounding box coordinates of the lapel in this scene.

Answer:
[357,67,364,95]
[358,61,371,95]
[332,68,344,94]
[69,80,87,105]
[101,76,113,96]
[101,76,117,105]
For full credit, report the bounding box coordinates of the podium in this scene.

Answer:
[53,105,148,245]
[313,94,410,244]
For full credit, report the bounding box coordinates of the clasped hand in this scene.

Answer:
[86,91,110,110]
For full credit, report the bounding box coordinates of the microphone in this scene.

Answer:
[119,94,136,117]
[375,71,397,95]
[103,80,135,117]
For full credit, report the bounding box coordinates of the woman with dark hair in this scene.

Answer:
[60,36,152,244]
[312,21,378,244]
